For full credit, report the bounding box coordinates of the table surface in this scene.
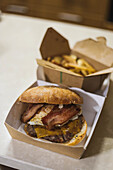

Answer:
[0,13,113,170]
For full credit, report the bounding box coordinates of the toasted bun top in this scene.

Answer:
[19,86,83,104]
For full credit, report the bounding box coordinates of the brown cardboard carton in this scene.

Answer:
[37,27,113,92]
[5,80,108,159]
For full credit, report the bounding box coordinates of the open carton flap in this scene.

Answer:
[73,37,113,67]
[40,27,71,59]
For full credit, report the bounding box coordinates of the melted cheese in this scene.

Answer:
[34,118,82,138]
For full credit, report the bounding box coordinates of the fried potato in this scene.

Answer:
[61,59,70,68]
[69,68,81,74]
[47,57,51,61]
[47,54,96,76]
[80,70,88,76]
[63,54,77,63]
[51,56,63,65]
[66,63,94,72]
[77,59,95,72]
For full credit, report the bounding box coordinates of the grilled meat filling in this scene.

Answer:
[42,104,81,130]
[21,104,43,123]
[24,115,85,143]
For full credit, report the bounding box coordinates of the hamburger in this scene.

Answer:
[19,86,87,146]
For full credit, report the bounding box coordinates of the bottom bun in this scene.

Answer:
[64,120,87,146]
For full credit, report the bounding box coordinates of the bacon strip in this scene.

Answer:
[21,104,43,123]
[42,105,81,130]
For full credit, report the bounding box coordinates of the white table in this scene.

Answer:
[0,13,113,170]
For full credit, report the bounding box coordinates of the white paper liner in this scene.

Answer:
[18,80,106,148]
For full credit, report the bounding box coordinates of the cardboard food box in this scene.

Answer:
[5,79,109,159]
[37,27,113,92]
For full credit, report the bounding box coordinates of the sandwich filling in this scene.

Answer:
[24,115,85,143]
[22,103,84,143]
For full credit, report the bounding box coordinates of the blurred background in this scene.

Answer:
[0,0,113,30]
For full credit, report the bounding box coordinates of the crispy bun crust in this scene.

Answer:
[19,86,83,105]
[65,120,87,146]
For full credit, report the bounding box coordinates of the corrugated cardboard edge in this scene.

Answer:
[5,123,84,159]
